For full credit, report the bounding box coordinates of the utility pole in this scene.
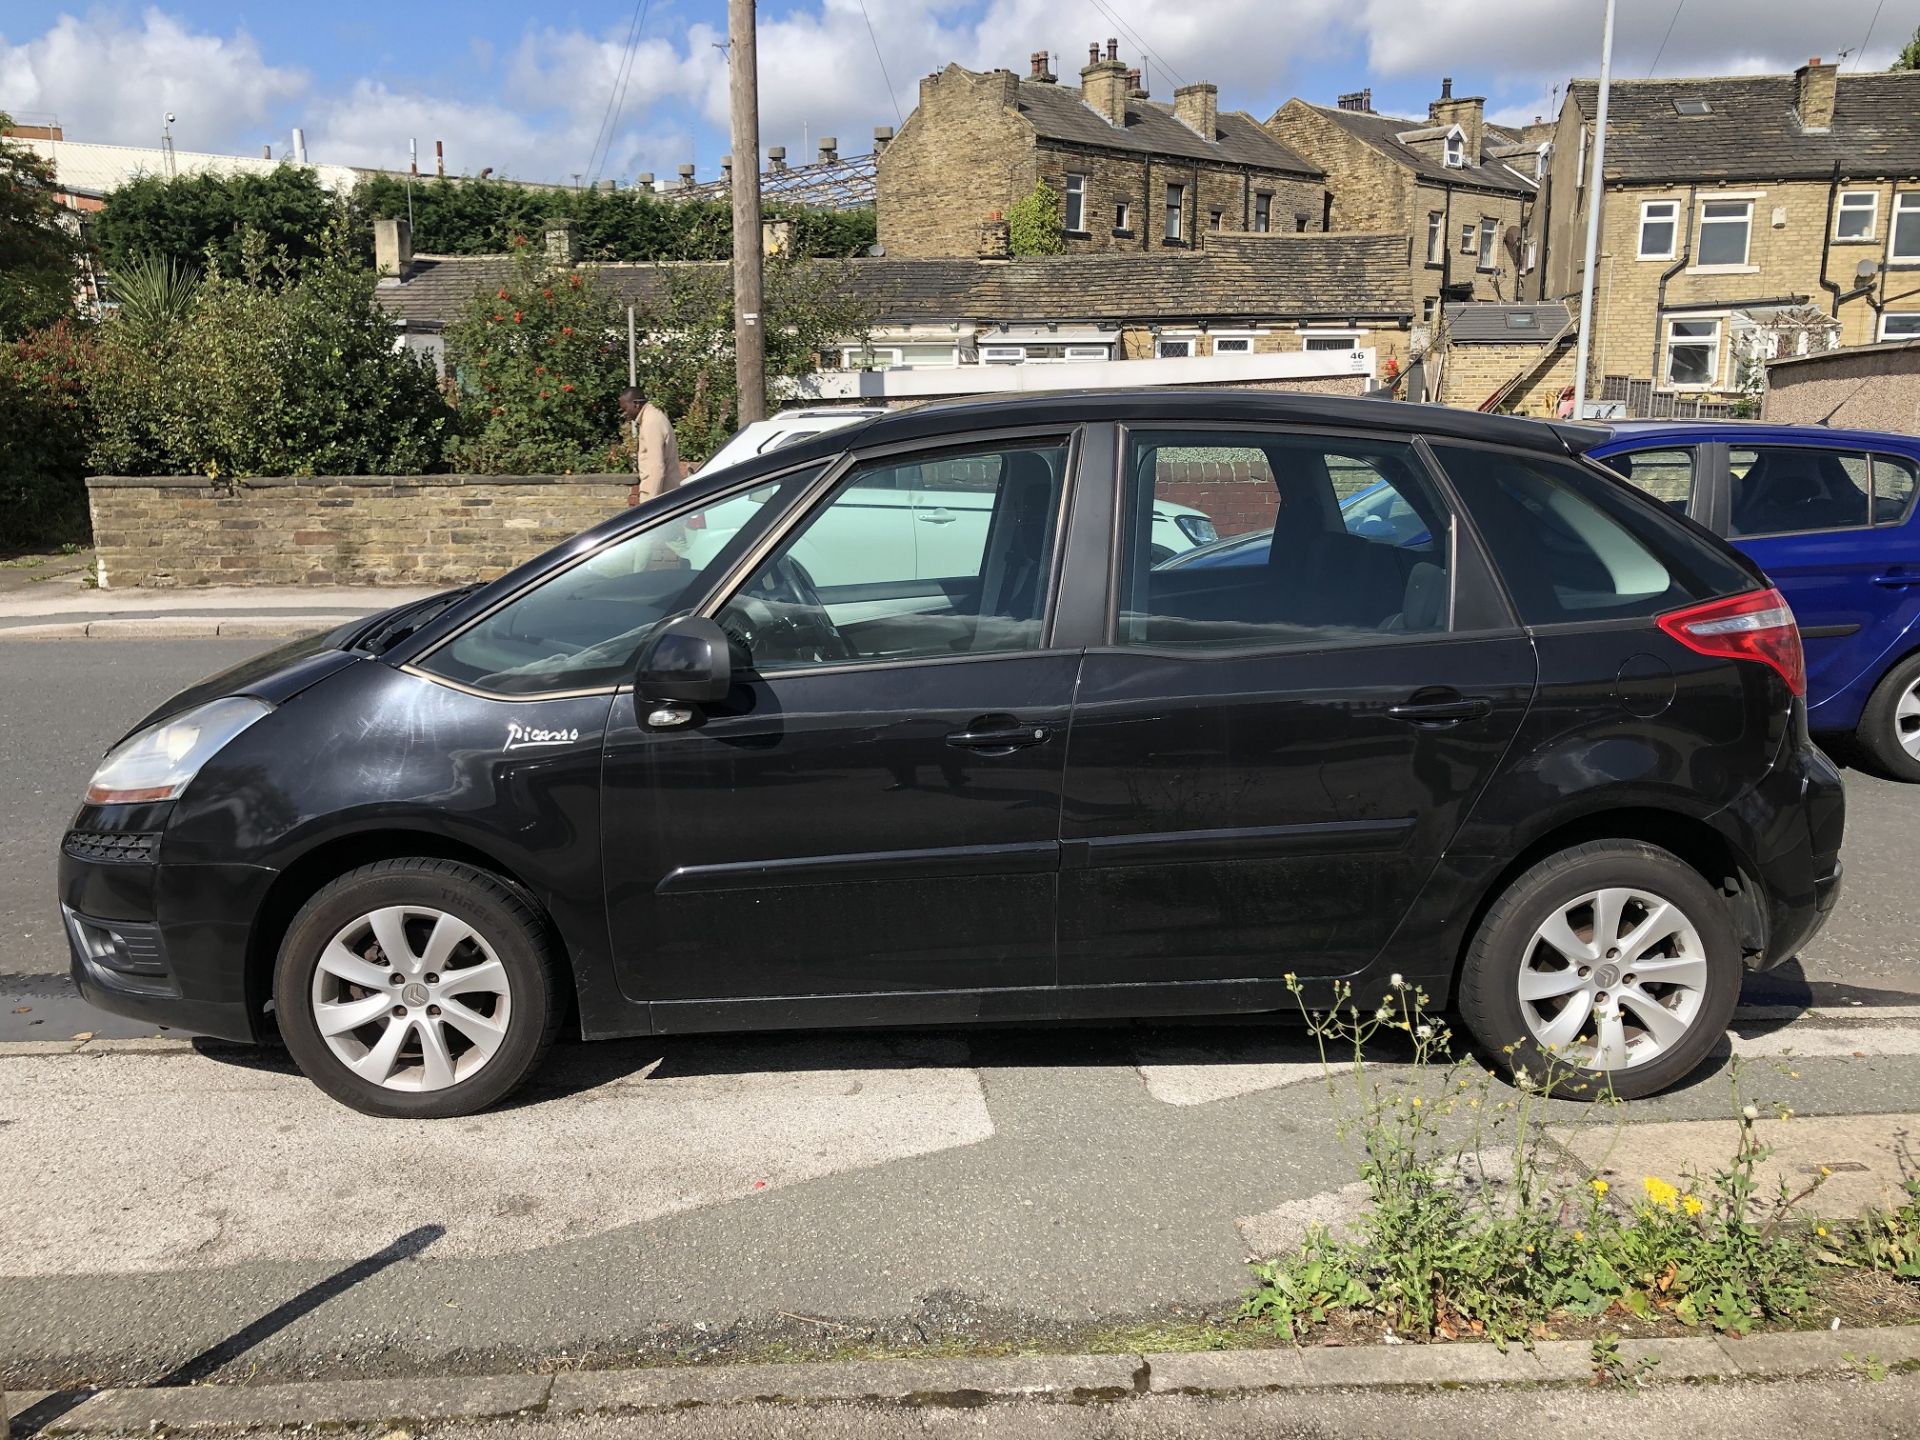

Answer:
[728,0,767,424]
[1571,0,1615,417]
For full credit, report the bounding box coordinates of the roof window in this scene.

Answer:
[1672,98,1711,116]
[1506,312,1540,329]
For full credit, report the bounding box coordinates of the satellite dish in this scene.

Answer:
[1856,258,1878,282]
[867,242,886,258]
[1502,224,1523,260]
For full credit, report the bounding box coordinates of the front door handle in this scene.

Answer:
[1873,571,1920,589]
[1387,695,1493,726]
[946,719,1053,752]
[917,509,958,525]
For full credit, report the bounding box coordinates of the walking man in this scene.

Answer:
[620,386,682,507]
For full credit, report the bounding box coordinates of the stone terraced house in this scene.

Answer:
[1525,61,1920,413]
[876,41,1326,259]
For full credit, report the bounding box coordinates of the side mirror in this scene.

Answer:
[635,616,733,705]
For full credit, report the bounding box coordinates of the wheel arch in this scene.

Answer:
[1451,806,1764,992]
[246,829,580,1038]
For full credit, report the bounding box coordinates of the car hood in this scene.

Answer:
[124,628,366,741]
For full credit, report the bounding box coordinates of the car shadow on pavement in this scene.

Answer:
[9,1224,444,1435]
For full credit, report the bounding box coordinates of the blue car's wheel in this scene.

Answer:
[1857,651,1920,784]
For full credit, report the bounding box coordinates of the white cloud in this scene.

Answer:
[0,8,305,152]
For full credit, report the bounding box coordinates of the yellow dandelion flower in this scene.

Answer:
[1816,1225,1829,1238]
[1411,1097,1424,1108]
[1820,1166,1833,1177]
[1574,1229,1586,1242]
[1682,1196,1704,1217]
[1643,1176,1680,1210]
[1591,1179,1610,1197]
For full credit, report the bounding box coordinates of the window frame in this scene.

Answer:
[1113,199,1132,234]
[709,428,1085,679]
[1426,211,1445,265]
[1638,199,1679,260]
[1164,182,1185,241]
[1893,193,1920,263]
[1725,443,1900,540]
[1253,192,1273,233]
[1063,172,1088,234]
[1836,190,1878,241]
[1443,129,1465,167]
[1460,222,1478,255]
[1300,327,1365,352]
[1102,421,1490,657]
[1694,198,1754,269]
[1881,312,1920,341]
[1664,317,1721,390]
[1477,217,1499,271]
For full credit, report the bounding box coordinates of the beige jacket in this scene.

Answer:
[631,402,682,504]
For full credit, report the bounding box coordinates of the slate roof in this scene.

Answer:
[1013,76,1320,177]
[378,234,1412,331]
[1565,72,1920,183]
[1299,103,1536,196]
[677,152,878,210]
[1445,301,1573,344]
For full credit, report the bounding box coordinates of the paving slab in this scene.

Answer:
[1717,1326,1920,1376]
[549,1355,1141,1412]
[52,1375,550,1432]
[1298,1341,1543,1388]
[1144,1348,1311,1392]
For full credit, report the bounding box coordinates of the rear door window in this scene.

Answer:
[1431,444,1753,626]
[1727,445,1874,536]
[1600,447,1696,514]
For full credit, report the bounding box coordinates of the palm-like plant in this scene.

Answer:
[105,255,201,348]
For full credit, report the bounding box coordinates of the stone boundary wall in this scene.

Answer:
[87,475,632,588]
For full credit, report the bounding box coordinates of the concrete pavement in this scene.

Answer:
[0,584,433,640]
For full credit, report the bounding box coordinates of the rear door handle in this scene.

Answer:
[946,722,1053,751]
[1387,696,1492,726]
[1873,571,1920,589]
[917,509,958,525]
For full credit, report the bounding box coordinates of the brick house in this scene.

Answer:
[1265,81,1539,341]
[876,41,1324,258]
[1431,302,1576,416]
[1525,62,1920,410]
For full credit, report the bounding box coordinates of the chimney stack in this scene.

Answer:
[1428,82,1486,163]
[1029,50,1056,82]
[1337,88,1372,112]
[372,217,413,285]
[721,154,733,184]
[817,136,838,163]
[977,210,1011,261]
[544,218,580,267]
[435,139,445,177]
[637,171,655,188]
[768,146,787,172]
[872,125,893,152]
[262,144,271,159]
[1126,67,1146,98]
[1174,82,1218,140]
[291,127,307,163]
[1079,38,1129,126]
[677,163,696,189]
[1796,56,1837,131]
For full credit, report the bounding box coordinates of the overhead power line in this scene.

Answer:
[586,0,653,184]
[856,0,904,125]
[1085,0,1186,89]
[1647,0,1686,75]
[1851,0,1888,70]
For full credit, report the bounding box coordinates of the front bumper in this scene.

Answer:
[60,841,276,1043]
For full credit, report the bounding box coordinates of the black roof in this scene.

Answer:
[1566,72,1920,183]
[1298,103,1537,196]
[1012,74,1320,177]
[675,390,1600,494]
[1446,301,1574,344]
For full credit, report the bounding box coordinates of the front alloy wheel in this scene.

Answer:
[276,859,560,1117]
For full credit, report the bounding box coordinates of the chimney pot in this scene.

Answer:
[1106,37,1119,61]
[1126,67,1144,97]
[817,136,838,162]
[768,146,787,171]
[637,171,655,187]
[435,139,445,177]
[1088,42,1100,65]
[678,163,696,189]
[1440,75,1453,99]
[872,125,893,151]
[262,144,271,159]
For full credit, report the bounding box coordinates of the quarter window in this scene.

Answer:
[1696,199,1753,266]
[1430,446,1750,625]
[717,440,1069,672]
[1894,194,1920,262]
[1665,319,1720,388]
[1063,172,1086,232]
[417,475,814,696]
[1639,199,1678,258]
[1874,454,1919,524]
[1117,431,1453,648]
[1601,447,1696,513]
[1836,190,1878,240]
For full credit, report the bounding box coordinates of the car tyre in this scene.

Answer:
[1853,651,1920,784]
[1458,840,1739,1102]
[275,858,562,1118]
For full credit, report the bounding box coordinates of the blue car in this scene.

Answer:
[1588,423,1920,780]
[1159,480,1430,570]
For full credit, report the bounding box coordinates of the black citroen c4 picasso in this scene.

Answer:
[60,392,1844,1116]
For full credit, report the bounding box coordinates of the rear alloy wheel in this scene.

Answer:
[1854,651,1920,783]
[1459,841,1740,1100]
[276,859,560,1117]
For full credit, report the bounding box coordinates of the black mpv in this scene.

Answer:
[60,393,1845,1116]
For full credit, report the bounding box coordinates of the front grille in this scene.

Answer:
[63,831,159,864]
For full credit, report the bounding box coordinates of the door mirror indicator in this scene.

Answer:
[635,616,734,705]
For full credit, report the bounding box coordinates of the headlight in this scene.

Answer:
[1176,514,1218,544]
[85,697,273,805]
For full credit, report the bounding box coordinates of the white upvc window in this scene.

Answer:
[1426,211,1444,264]
[1114,200,1132,232]
[1638,199,1678,259]
[980,345,1026,365]
[1836,190,1878,241]
[840,345,904,371]
[1524,238,1539,273]
[1459,222,1477,254]
[1575,125,1589,187]
[1444,129,1464,167]
[1164,183,1185,241]
[1421,296,1438,324]
[1665,318,1720,388]
[1301,327,1365,352]
[1063,173,1087,233]
[1210,332,1256,355]
[1893,194,1920,262]
[1534,143,1550,181]
[1063,344,1111,361]
[1696,199,1753,267]
[1478,217,1498,270]
[1882,313,1920,341]
[1154,333,1196,358]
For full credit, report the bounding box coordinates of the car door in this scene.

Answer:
[600,432,1082,1009]
[1055,425,1537,991]
[1724,442,1920,715]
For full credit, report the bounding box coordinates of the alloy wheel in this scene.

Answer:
[1516,886,1708,1072]
[1896,680,1920,760]
[310,905,513,1092]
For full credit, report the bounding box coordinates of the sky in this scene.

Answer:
[1,0,1914,186]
